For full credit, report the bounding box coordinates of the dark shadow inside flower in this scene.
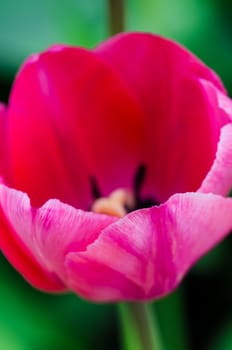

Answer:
[132,164,160,210]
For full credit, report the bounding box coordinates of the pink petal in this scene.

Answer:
[8,45,144,208]
[198,81,232,195]
[199,123,232,195]
[95,32,228,202]
[0,104,9,183]
[0,185,116,288]
[0,187,64,292]
[65,256,145,301]
[65,193,232,301]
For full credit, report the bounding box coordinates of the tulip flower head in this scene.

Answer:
[1,32,232,302]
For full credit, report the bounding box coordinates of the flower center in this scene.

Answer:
[91,188,134,217]
[90,165,159,217]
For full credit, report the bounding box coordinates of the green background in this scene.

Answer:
[0,1,232,349]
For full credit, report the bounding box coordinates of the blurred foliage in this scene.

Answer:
[1,1,232,349]
[127,0,232,94]
[1,0,232,94]
[0,253,117,350]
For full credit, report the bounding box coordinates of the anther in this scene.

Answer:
[91,189,134,218]
[133,164,160,209]
[134,164,146,196]
[90,176,101,199]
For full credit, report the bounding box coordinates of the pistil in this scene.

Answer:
[91,188,134,217]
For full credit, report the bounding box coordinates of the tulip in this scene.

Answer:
[1,32,232,302]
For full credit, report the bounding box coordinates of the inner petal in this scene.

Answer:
[95,33,227,203]
[141,76,225,202]
[8,46,144,210]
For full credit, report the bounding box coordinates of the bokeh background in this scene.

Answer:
[0,0,232,349]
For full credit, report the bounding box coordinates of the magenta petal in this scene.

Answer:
[95,32,228,201]
[7,50,91,208]
[65,193,232,301]
[8,45,144,207]
[0,104,9,183]
[142,76,225,200]
[0,104,5,114]
[198,81,232,195]
[0,185,117,288]
[95,33,225,96]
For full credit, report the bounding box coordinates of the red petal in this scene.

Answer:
[95,32,228,202]
[8,45,144,208]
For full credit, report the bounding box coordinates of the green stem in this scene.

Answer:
[108,0,125,35]
[118,302,163,350]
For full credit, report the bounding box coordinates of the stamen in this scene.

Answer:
[134,164,146,196]
[138,197,160,209]
[91,188,134,218]
[90,165,159,217]
[90,176,101,199]
[133,164,160,209]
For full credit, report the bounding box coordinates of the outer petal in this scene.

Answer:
[0,191,64,292]
[95,33,225,94]
[199,81,232,195]
[0,185,116,289]
[95,32,228,202]
[8,45,144,208]
[0,104,9,183]
[199,124,232,196]
[65,193,232,301]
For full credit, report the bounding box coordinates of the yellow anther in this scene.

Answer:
[91,188,135,217]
